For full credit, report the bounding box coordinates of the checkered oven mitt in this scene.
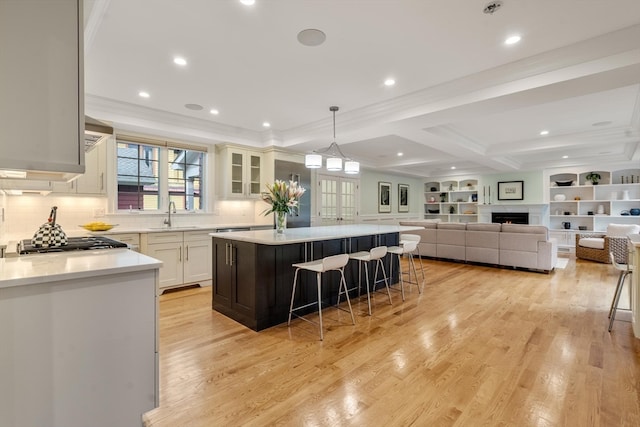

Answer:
[31,206,68,248]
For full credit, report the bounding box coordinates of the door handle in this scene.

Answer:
[178,246,182,262]
[225,243,229,265]
[185,245,189,261]
[229,245,234,266]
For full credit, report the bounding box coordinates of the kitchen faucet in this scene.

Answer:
[164,201,176,227]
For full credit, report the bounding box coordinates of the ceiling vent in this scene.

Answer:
[84,116,113,152]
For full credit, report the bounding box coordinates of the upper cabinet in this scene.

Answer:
[216,145,264,199]
[52,140,107,195]
[0,0,84,181]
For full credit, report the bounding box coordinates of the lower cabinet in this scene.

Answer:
[141,230,213,292]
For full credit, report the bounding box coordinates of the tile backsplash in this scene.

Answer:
[0,194,271,242]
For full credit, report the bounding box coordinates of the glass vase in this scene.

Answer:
[275,211,287,233]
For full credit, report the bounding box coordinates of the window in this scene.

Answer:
[117,142,160,210]
[116,136,207,211]
[168,148,204,210]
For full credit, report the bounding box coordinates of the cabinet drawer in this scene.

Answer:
[108,233,140,246]
[145,232,183,245]
[184,230,215,242]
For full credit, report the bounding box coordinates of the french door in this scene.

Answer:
[316,174,359,225]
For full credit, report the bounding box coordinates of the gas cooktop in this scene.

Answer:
[19,236,128,255]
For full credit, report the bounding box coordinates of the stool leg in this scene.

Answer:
[378,259,392,305]
[288,268,300,325]
[317,271,324,341]
[409,255,422,294]
[396,253,405,301]
[609,271,629,332]
[608,271,625,319]
[364,261,372,316]
[339,269,356,325]
[416,247,425,285]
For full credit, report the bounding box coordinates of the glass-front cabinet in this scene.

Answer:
[217,144,264,199]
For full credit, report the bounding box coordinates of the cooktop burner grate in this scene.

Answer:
[19,236,128,254]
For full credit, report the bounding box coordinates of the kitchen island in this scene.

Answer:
[210,224,421,331]
[0,249,162,427]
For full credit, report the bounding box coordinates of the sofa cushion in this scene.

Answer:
[399,220,439,229]
[578,237,605,249]
[607,223,640,237]
[466,223,501,232]
[501,224,549,239]
[437,222,467,230]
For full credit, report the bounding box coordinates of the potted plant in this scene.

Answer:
[585,172,601,185]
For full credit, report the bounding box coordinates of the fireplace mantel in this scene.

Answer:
[477,204,548,226]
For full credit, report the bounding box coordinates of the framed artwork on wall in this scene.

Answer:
[378,181,391,213]
[398,184,409,212]
[497,180,524,201]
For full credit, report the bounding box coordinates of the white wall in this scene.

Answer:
[359,169,424,220]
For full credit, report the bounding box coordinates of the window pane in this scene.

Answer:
[168,148,205,210]
[117,142,160,210]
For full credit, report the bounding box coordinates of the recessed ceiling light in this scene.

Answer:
[138,91,150,98]
[451,166,456,170]
[210,109,219,115]
[262,122,271,128]
[185,103,203,111]
[562,155,568,159]
[504,35,521,45]
[539,130,549,136]
[384,78,396,87]
[592,120,613,127]
[397,152,403,156]
[240,0,255,5]
[173,57,187,66]
[297,29,326,47]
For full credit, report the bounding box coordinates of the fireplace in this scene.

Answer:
[492,212,529,224]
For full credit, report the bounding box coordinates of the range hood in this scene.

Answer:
[84,116,113,152]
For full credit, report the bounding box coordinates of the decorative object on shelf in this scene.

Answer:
[497,180,524,201]
[448,183,453,191]
[553,194,566,201]
[466,183,475,190]
[585,172,601,185]
[430,187,437,191]
[588,211,594,215]
[630,208,640,216]
[398,183,409,212]
[471,194,478,202]
[428,196,436,202]
[554,180,573,186]
[621,189,630,200]
[261,180,306,233]
[427,208,440,214]
[468,195,473,202]
[378,181,391,213]
[304,106,359,174]
[562,222,571,229]
[597,204,605,214]
[449,205,455,214]
[440,192,446,202]
[574,196,581,200]
[620,210,630,216]
[579,226,587,230]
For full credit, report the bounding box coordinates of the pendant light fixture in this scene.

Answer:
[305,106,360,174]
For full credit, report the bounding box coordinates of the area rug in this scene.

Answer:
[555,258,569,269]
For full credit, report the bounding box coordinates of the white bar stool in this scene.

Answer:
[608,251,633,332]
[348,246,391,315]
[388,240,423,301]
[399,233,425,285]
[288,253,355,340]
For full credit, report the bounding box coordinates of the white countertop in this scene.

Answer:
[92,222,270,234]
[210,224,423,245]
[0,248,162,289]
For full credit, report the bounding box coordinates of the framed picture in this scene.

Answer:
[398,184,409,212]
[378,181,391,213]
[497,180,524,200]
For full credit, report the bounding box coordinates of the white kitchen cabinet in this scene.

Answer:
[0,0,84,181]
[216,144,264,199]
[141,229,213,291]
[52,141,107,194]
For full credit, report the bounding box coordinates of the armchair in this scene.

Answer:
[576,224,640,263]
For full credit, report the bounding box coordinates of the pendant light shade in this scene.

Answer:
[305,154,322,168]
[304,106,360,173]
[326,157,342,171]
[344,160,360,174]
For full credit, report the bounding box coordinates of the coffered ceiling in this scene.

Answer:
[84,0,640,178]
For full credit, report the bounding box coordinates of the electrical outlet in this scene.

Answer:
[94,208,105,218]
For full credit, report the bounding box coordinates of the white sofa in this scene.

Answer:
[399,220,557,273]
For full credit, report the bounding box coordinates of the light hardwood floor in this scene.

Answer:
[143,257,640,427]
